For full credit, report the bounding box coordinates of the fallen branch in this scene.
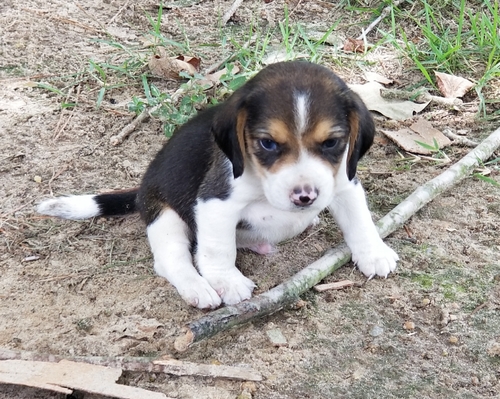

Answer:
[110,80,196,146]
[357,0,406,40]
[0,348,261,381]
[380,87,464,109]
[0,356,168,399]
[222,0,244,25]
[174,125,500,351]
[110,103,162,146]
[442,129,479,147]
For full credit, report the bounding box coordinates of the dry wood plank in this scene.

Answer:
[0,359,168,399]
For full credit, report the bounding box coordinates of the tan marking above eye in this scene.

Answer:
[302,119,346,147]
[266,119,296,144]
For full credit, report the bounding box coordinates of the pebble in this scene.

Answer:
[370,325,384,337]
[403,321,415,330]
[266,328,288,347]
[449,336,459,344]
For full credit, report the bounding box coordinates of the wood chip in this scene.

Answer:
[266,328,288,347]
[314,280,355,292]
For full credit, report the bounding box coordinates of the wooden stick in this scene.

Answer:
[357,0,406,40]
[442,129,479,147]
[314,280,355,292]
[0,349,262,381]
[110,80,196,146]
[222,0,244,25]
[174,125,500,351]
[110,103,161,146]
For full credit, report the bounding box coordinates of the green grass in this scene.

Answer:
[381,0,500,118]
[33,1,500,132]
[32,4,345,136]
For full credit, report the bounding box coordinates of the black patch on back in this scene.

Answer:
[136,106,233,238]
[198,147,233,201]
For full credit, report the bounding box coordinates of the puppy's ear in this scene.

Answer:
[211,99,247,179]
[347,95,375,180]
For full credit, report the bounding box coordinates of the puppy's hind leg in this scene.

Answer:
[147,208,221,309]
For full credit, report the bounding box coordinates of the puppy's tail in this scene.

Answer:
[37,188,138,220]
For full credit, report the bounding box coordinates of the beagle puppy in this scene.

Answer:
[38,61,398,309]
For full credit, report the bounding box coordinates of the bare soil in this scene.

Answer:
[1,1,499,398]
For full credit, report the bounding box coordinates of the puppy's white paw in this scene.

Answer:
[352,241,399,278]
[204,268,256,305]
[175,276,222,309]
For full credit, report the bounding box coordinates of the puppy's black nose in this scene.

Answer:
[290,184,318,207]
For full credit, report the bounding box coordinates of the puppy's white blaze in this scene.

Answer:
[294,93,309,136]
[147,208,221,309]
[37,195,100,220]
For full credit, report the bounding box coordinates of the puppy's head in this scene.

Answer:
[212,61,375,211]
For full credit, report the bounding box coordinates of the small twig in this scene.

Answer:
[222,0,244,25]
[48,165,69,196]
[442,129,479,147]
[380,88,464,108]
[111,79,198,146]
[357,0,406,40]
[22,8,100,33]
[54,85,81,140]
[0,349,262,381]
[107,0,130,26]
[110,103,162,146]
[466,301,489,321]
[174,125,500,351]
[75,2,109,33]
[204,38,253,75]
[314,280,355,292]
[286,0,303,19]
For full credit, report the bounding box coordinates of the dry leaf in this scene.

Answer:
[350,81,429,121]
[409,118,451,148]
[364,71,393,85]
[176,55,201,71]
[196,65,241,88]
[343,37,365,53]
[148,51,199,79]
[435,71,474,98]
[381,118,451,155]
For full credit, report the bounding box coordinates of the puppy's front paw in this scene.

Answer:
[352,241,399,278]
[176,276,222,309]
[204,268,256,305]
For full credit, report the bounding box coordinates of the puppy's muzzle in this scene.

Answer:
[290,184,318,207]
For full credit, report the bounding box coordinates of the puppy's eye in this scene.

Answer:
[322,139,338,149]
[259,138,279,151]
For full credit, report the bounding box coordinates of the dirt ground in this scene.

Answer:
[1,1,499,398]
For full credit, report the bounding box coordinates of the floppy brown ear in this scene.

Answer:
[211,100,247,179]
[347,96,375,180]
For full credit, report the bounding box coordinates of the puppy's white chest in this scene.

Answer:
[236,200,320,249]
